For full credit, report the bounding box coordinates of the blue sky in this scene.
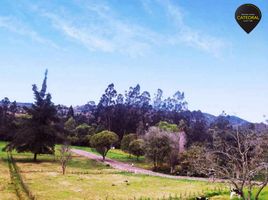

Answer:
[0,0,267,123]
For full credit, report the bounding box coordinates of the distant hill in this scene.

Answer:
[16,102,32,108]
[202,113,250,126]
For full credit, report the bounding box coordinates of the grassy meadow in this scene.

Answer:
[1,141,268,200]
[73,145,153,169]
[0,142,17,199]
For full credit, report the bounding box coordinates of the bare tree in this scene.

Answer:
[194,130,268,200]
[59,143,72,175]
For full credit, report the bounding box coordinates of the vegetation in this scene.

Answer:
[71,145,152,169]
[5,70,58,161]
[128,139,145,160]
[191,129,268,200]
[0,142,233,200]
[144,127,172,169]
[0,71,268,199]
[157,121,179,132]
[121,133,137,154]
[90,130,119,161]
[0,142,17,200]
[59,144,72,175]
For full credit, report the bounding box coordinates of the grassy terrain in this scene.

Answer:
[71,145,268,200]
[0,142,17,200]
[73,145,153,169]
[1,141,267,200]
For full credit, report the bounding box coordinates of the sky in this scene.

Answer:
[0,0,268,123]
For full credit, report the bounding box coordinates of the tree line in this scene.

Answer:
[0,70,267,200]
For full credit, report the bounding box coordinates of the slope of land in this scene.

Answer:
[71,149,219,182]
[0,142,230,200]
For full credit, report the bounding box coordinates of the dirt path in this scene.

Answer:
[71,149,222,182]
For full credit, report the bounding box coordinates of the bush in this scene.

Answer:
[75,123,94,136]
[157,121,179,132]
[121,133,137,153]
[90,130,119,161]
[144,127,172,169]
[129,139,145,160]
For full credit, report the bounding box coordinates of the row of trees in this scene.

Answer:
[90,121,268,200]
[55,83,210,145]
[5,70,59,161]
[0,97,17,140]
[1,70,267,200]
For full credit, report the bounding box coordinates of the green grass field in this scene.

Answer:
[0,142,17,199]
[73,145,153,169]
[0,141,267,200]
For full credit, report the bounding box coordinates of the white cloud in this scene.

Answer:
[7,0,227,57]
[0,16,58,49]
[39,3,161,57]
[159,0,227,57]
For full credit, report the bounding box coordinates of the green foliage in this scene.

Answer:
[144,127,172,169]
[75,123,95,146]
[179,144,206,176]
[129,139,145,160]
[6,70,58,161]
[0,97,17,141]
[90,130,119,160]
[65,120,94,146]
[67,136,79,145]
[64,117,76,133]
[157,121,179,132]
[121,133,137,153]
[75,123,94,136]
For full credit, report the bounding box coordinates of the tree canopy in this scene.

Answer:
[90,130,118,161]
[6,70,58,161]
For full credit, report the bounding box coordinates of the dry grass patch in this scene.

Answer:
[14,153,227,200]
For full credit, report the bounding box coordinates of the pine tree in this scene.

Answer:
[6,70,58,161]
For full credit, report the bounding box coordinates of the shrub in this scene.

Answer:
[129,139,145,160]
[90,130,119,161]
[121,133,137,153]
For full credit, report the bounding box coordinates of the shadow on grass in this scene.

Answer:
[13,157,57,164]
[69,159,110,170]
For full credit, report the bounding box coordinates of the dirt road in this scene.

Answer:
[71,149,221,182]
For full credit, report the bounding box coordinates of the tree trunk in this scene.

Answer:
[247,190,251,200]
[153,157,157,170]
[170,166,174,174]
[33,153,37,161]
[62,166,65,175]
[255,181,268,200]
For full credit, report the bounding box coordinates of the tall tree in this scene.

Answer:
[6,70,58,161]
[153,89,163,110]
[67,106,74,118]
[125,84,141,106]
[98,83,117,130]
